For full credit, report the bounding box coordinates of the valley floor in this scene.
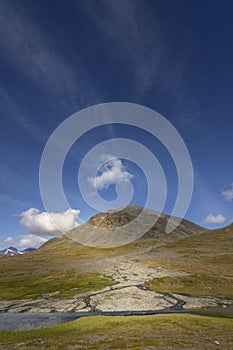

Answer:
[1,260,232,314]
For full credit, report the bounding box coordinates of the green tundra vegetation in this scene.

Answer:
[145,225,233,299]
[0,211,232,348]
[0,237,127,300]
[0,270,114,300]
[0,221,232,301]
[0,314,232,349]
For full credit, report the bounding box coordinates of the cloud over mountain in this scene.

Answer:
[204,213,226,224]
[88,154,133,190]
[0,236,14,247]
[19,208,80,237]
[17,234,47,249]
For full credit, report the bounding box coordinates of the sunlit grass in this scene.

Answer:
[0,223,232,303]
[0,314,232,349]
[148,274,233,298]
[139,227,233,298]
[0,270,114,300]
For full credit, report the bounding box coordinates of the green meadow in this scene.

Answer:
[0,314,232,349]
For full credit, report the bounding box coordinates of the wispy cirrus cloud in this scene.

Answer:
[0,1,100,106]
[0,85,48,141]
[80,0,191,97]
[0,1,72,94]
[0,192,30,209]
[222,184,233,202]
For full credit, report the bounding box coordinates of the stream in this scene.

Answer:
[0,305,233,331]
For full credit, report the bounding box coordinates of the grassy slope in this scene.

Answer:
[0,270,114,300]
[0,314,232,349]
[0,238,122,300]
[0,223,232,300]
[0,231,162,301]
[145,225,233,298]
[0,205,208,301]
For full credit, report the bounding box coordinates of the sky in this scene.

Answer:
[0,0,233,249]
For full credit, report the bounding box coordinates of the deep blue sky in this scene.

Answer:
[0,0,233,248]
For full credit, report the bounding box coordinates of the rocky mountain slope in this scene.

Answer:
[65,205,205,248]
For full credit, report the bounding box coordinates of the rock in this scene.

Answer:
[173,294,230,309]
[0,261,232,314]
[90,286,176,312]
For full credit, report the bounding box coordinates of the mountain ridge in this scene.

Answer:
[0,247,36,257]
[65,205,205,248]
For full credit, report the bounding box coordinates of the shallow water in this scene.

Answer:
[0,313,79,331]
[189,305,233,318]
[0,305,233,332]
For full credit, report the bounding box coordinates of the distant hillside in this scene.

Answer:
[65,205,205,248]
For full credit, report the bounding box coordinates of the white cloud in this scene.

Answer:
[204,213,226,225]
[88,154,133,190]
[0,236,14,247]
[19,208,80,236]
[17,234,47,249]
[222,184,233,202]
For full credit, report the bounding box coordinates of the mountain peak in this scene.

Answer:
[88,205,145,228]
[66,206,205,248]
[0,247,36,257]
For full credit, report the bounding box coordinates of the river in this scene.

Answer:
[0,305,233,331]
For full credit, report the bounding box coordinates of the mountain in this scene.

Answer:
[0,205,232,316]
[0,247,36,257]
[0,247,23,257]
[65,205,205,248]
[22,247,37,253]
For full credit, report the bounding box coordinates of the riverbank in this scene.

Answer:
[1,304,233,332]
[0,314,233,350]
